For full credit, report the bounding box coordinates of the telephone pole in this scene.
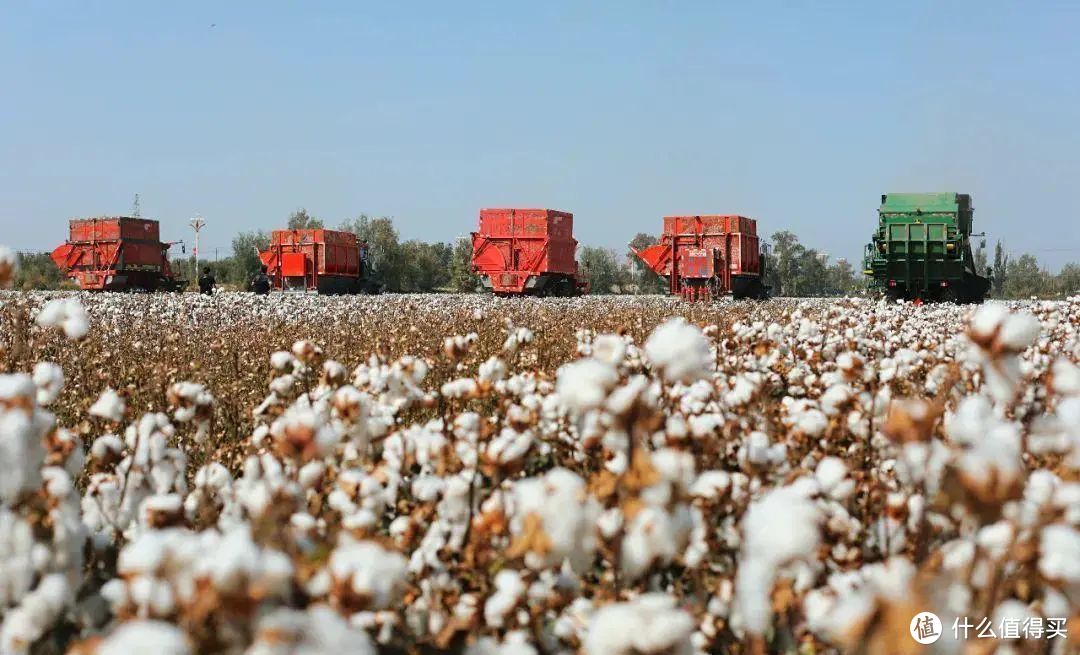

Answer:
[189,214,206,281]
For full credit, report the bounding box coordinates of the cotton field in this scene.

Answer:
[0,281,1078,654]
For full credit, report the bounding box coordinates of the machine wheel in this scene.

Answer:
[941,286,960,304]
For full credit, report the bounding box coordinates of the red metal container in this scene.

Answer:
[50,217,185,291]
[259,229,371,294]
[471,208,587,296]
[632,215,768,300]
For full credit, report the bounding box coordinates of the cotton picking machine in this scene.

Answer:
[863,192,990,303]
[631,215,769,300]
[50,217,187,291]
[471,208,589,296]
[258,228,376,294]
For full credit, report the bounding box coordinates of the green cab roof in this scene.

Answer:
[880,192,969,214]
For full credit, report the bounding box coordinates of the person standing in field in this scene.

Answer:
[198,267,216,295]
[250,266,271,295]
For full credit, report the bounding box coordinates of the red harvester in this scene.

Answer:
[471,208,588,296]
[631,215,769,300]
[258,229,374,294]
[51,217,186,291]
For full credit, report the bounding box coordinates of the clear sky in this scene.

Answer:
[3,2,1079,268]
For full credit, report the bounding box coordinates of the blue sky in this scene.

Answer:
[3,2,1079,268]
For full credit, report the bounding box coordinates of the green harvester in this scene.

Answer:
[863,192,991,303]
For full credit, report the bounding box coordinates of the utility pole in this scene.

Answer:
[189,214,206,282]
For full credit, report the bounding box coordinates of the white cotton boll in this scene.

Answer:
[484,569,525,628]
[329,541,408,609]
[247,606,375,655]
[118,529,174,575]
[1039,524,1080,582]
[644,318,712,383]
[496,632,539,655]
[96,620,191,655]
[591,334,627,367]
[270,350,297,371]
[650,448,696,492]
[269,374,296,396]
[1051,358,1080,396]
[736,484,822,635]
[299,461,326,489]
[0,373,36,406]
[1024,469,1059,508]
[478,357,508,383]
[997,312,1041,350]
[723,375,757,407]
[802,589,836,632]
[90,434,124,461]
[606,375,651,416]
[814,457,851,500]
[820,384,852,417]
[583,593,694,655]
[0,413,46,503]
[794,408,828,438]
[31,362,64,406]
[411,474,446,502]
[89,388,125,422]
[808,588,876,645]
[511,468,599,573]
[555,359,618,413]
[969,303,1010,340]
[946,395,996,446]
[441,377,479,399]
[35,298,90,340]
[486,427,534,465]
[0,575,72,654]
[203,528,295,596]
[976,521,1014,559]
[34,299,68,328]
[956,419,1023,491]
[690,471,731,500]
[619,505,691,581]
[739,431,785,469]
[597,508,623,539]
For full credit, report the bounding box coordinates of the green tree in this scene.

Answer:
[627,232,666,294]
[287,208,324,230]
[449,236,479,293]
[1003,253,1049,299]
[340,215,401,291]
[769,231,805,296]
[793,249,830,296]
[579,246,623,294]
[992,241,1009,298]
[398,241,451,292]
[14,252,70,290]
[1057,263,1080,297]
[230,231,270,286]
[828,258,858,295]
[973,242,988,277]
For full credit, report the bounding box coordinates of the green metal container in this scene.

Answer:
[863,192,990,302]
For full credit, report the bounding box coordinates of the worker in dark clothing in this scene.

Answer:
[250,266,272,295]
[198,267,216,295]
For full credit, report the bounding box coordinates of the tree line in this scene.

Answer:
[12,210,1080,298]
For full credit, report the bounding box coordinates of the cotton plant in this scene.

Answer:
[1,276,1079,653]
[0,373,86,655]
